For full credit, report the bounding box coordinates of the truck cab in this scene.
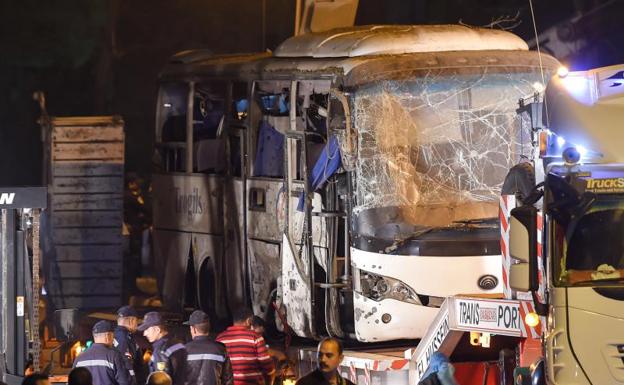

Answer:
[508,65,624,384]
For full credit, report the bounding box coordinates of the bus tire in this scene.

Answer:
[501,162,535,204]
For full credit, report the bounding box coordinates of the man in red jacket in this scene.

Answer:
[216,309,275,385]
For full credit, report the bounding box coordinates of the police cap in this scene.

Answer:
[138,311,165,331]
[117,305,139,318]
[183,310,210,326]
[92,320,115,334]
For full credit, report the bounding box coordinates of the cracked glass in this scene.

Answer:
[346,69,543,230]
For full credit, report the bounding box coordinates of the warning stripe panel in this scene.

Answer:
[518,301,529,337]
[499,207,509,232]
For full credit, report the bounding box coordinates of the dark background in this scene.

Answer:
[1,0,622,186]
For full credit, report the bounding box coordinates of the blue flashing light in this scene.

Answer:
[576,145,588,157]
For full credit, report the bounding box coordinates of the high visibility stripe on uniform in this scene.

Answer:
[163,343,185,357]
[187,353,225,362]
[113,339,119,347]
[76,360,115,370]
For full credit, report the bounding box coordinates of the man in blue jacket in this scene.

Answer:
[73,320,132,385]
[140,312,187,385]
[184,310,232,385]
[114,305,145,384]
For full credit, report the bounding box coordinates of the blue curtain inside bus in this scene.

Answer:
[253,120,285,177]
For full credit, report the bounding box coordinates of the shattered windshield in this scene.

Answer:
[349,71,539,236]
[555,199,624,286]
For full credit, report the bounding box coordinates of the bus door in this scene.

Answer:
[282,128,318,338]
[280,80,336,339]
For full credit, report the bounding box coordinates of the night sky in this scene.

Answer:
[1,0,622,186]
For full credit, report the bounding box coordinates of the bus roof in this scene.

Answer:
[274,24,528,58]
[159,25,557,86]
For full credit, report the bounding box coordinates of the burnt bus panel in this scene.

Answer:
[152,174,224,235]
[246,178,283,242]
[192,233,227,324]
[152,229,191,311]
[287,193,329,266]
[281,233,314,338]
[248,240,280,317]
[223,178,247,312]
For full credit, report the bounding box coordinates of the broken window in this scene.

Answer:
[155,82,189,172]
[193,82,227,174]
[251,82,290,178]
[348,70,540,228]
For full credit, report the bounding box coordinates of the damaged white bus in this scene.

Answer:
[152,25,558,342]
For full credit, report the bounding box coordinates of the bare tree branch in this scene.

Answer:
[459,10,522,31]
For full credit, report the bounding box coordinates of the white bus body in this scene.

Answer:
[152,25,558,341]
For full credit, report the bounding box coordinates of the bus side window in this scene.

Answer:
[249,187,266,211]
[251,81,289,178]
[193,82,227,174]
[229,134,242,177]
[156,82,189,172]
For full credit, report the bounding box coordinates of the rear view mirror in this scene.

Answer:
[510,263,530,292]
[508,206,538,292]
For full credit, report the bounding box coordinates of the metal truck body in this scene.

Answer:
[41,116,125,310]
[152,25,558,341]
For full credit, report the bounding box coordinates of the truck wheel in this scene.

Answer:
[501,162,535,204]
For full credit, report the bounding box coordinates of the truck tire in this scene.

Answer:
[501,162,535,204]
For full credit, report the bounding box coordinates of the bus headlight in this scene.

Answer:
[360,272,422,306]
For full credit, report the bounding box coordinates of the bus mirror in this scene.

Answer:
[509,205,538,291]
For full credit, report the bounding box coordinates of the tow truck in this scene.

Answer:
[307,65,624,385]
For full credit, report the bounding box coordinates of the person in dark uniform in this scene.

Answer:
[139,312,187,385]
[296,338,354,385]
[114,305,145,384]
[147,372,172,385]
[183,310,233,385]
[73,320,132,385]
[68,367,93,385]
[21,374,50,385]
